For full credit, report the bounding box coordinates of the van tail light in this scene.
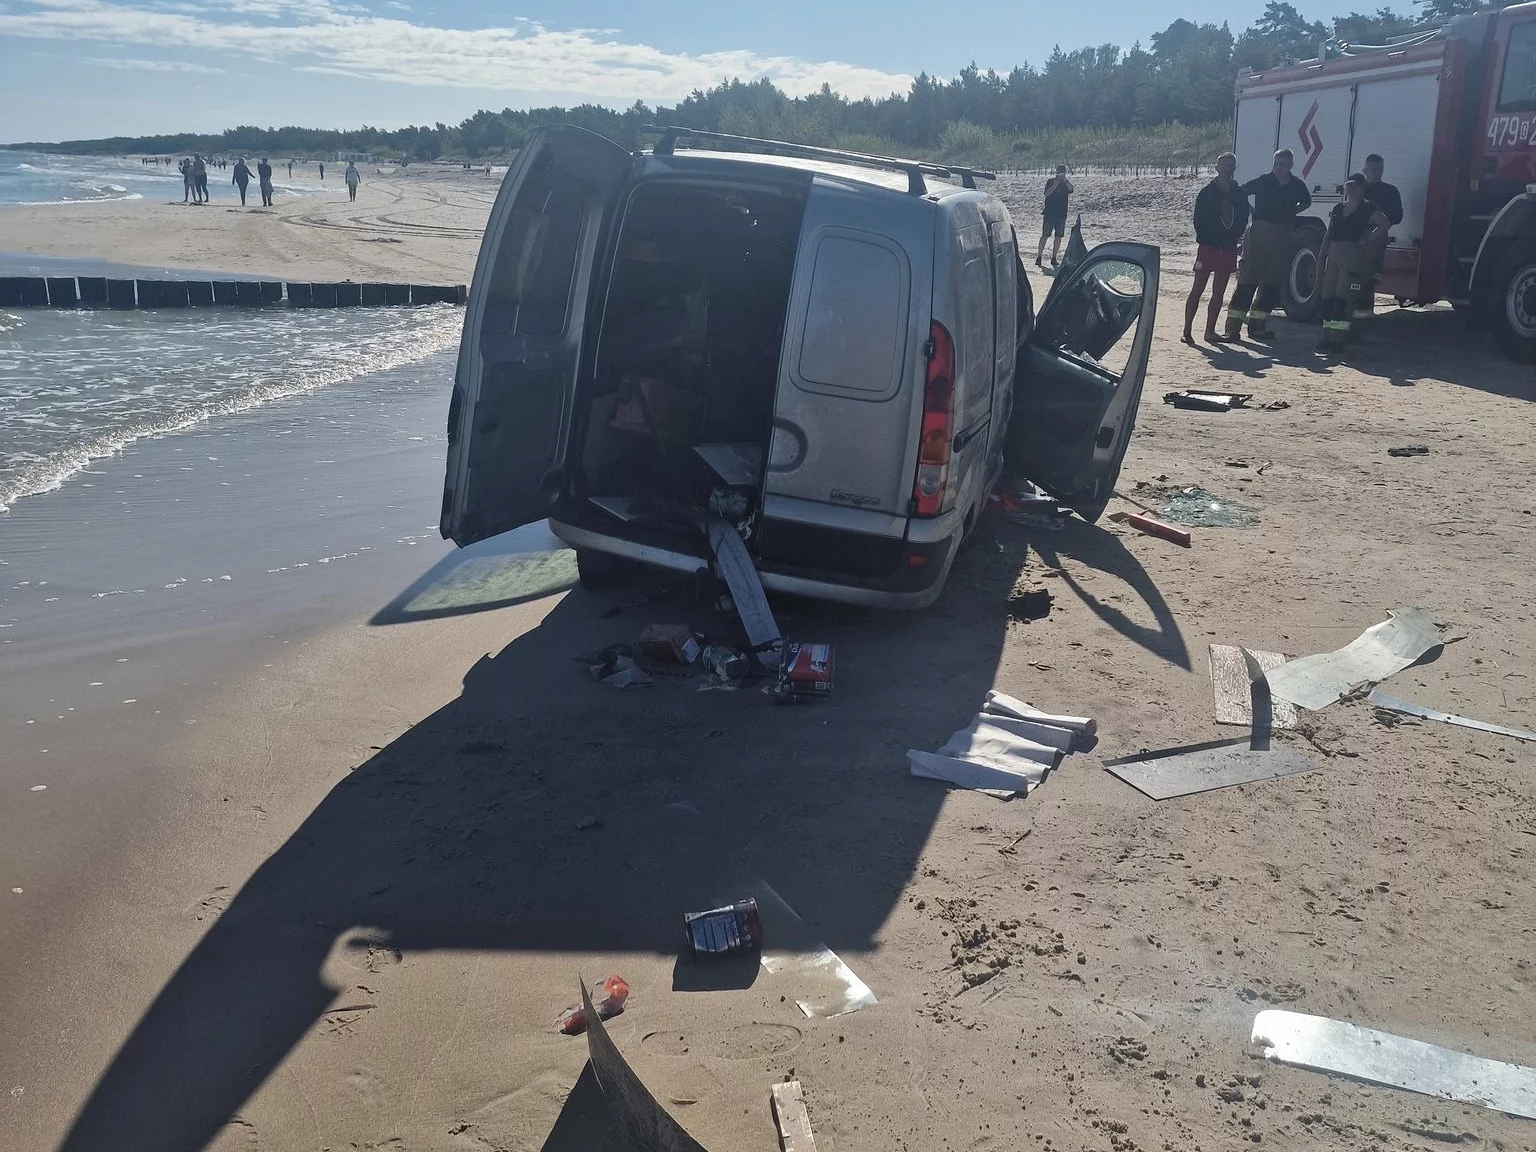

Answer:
[913,320,954,517]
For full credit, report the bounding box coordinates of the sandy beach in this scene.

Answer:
[2,169,1533,1152]
[0,163,493,283]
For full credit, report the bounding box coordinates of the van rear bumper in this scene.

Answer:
[548,510,962,610]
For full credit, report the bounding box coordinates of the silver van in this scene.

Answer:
[441,126,1159,609]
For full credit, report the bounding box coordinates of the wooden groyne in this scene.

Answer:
[0,276,467,310]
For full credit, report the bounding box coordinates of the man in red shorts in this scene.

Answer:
[1184,151,1249,344]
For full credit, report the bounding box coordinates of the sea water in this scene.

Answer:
[0,303,464,512]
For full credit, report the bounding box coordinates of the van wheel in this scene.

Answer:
[1282,225,1324,323]
[1490,242,1536,365]
[576,548,628,591]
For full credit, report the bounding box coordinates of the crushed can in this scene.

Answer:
[774,642,834,703]
[683,897,764,957]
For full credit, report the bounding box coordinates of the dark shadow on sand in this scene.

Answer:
[57,532,1032,1151]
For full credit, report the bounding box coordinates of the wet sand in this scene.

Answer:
[2,173,1533,1152]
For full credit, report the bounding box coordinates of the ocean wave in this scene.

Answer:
[16,162,38,170]
[10,192,145,206]
[0,307,460,513]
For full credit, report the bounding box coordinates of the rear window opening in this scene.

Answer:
[573,178,807,548]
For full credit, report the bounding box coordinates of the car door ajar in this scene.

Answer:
[441,126,630,546]
[1004,242,1160,522]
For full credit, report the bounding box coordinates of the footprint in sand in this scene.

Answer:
[337,933,403,973]
[188,886,232,922]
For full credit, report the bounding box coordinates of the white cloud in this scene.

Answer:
[0,0,912,103]
[80,54,225,72]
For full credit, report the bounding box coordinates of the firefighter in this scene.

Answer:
[1224,149,1311,341]
[1357,153,1403,326]
[1317,173,1390,353]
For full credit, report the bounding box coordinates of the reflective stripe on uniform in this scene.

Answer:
[1322,319,1351,331]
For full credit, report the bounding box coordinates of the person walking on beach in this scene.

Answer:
[257,158,274,207]
[1183,151,1249,345]
[1036,164,1074,268]
[1317,173,1390,354]
[179,157,192,203]
[344,161,361,202]
[287,160,293,178]
[232,157,252,206]
[192,154,209,204]
[1223,148,1310,341]
[318,162,325,181]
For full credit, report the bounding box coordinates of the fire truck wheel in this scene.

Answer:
[1282,225,1325,323]
[1490,241,1536,365]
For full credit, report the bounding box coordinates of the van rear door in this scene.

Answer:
[764,181,930,525]
[1005,242,1160,522]
[441,126,629,546]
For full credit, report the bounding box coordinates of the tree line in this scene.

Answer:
[7,0,1519,163]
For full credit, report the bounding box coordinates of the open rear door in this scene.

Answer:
[441,126,630,545]
[1004,242,1159,522]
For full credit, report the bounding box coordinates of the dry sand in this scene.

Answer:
[1,172,1533,1152]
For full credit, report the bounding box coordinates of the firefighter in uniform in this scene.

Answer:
[1357,153,1403,328]
[1225,149,1311,341]
[1317,173,1390,353]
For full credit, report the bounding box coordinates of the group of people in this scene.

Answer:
[174,156,361,208]
[1183,148,1401,354]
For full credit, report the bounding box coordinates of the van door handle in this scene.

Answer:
[953,420,989,453]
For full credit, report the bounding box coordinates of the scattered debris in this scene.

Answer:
[1387,445,1430,457]
[1367,688,1536,742]
[752,880,877,1017]
[1114,510,1192,547]
[558,974,630,1035]
[1164,388,1253,411]
[1103,739,1316,800]
[684,897,764,957]
[1265,608,1442,711]
[998,828,1033,855]
[1263,400,1290,410]
[708,518,781,667]
[639,623,702,665]
[1210,645,1299,731]
[575,816,603,831]
[702,643,750,682]
[773,642,835,703]
[984,691,1096,746]
[910,696,1095,798]
[771,1081,819,1152]
[580,978,710,1151]
[578,644,656,688]
[1251,1009,1536,1119]
[1007,589,1054,619]
[1159,486,1259,528]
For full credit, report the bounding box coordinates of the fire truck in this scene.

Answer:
[1232,1,1536,363]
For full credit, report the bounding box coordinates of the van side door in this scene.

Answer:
[441,126,630,546]
[1005,243,1160,522]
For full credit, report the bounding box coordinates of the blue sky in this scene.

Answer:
[2,0,1325,143]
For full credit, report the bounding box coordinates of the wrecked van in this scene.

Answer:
[440,126,1159,608]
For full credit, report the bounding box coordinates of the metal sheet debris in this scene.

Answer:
[1266,608,1442,711]
[707,518,781,665]
[1102,740,1316,800]
[942,716,1064,764]
[1164,388,1253,411]
[750,880,877,1019]
[583,978,711,1152]
[1251,1009,1536,1119]
[1210,645,1298,730]
[1368,688,1536,742]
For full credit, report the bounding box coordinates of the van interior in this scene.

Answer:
[574,180,807,538]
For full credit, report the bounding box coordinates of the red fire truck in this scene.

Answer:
[1233,2,1536,362]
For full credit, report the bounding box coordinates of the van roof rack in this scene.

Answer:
[641,125,995,195]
